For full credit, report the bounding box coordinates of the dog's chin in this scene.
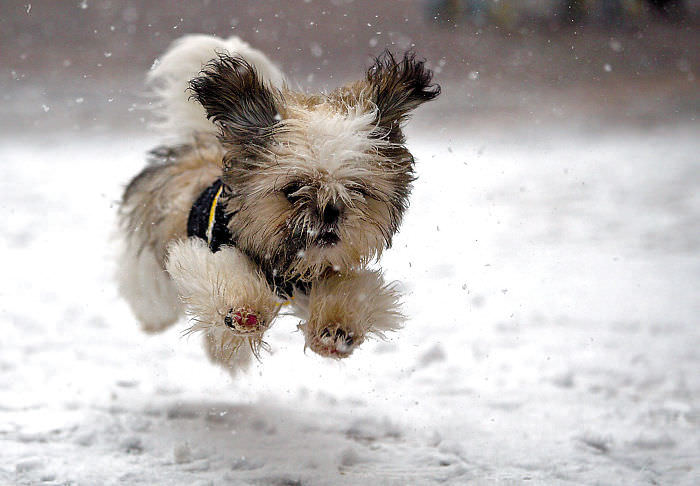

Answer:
[283,224,385,279]
[315,231,340,248]
[308,238,344,270]
[290,237,355,279]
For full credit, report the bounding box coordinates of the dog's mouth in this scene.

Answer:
[315,230,340,247]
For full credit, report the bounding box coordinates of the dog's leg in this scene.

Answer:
[166,238,280,374]
[300,269,403,359]
[117,242,183,333]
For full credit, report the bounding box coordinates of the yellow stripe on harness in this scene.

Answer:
[205,184,223,245]
[278,296,294,307]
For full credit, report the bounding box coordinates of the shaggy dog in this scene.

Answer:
[117,35,439,374]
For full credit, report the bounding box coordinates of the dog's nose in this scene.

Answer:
[321,203,341,226]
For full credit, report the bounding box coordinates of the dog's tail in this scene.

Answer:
[147,34,285,139]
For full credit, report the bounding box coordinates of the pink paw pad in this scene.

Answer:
[224,307,262,332]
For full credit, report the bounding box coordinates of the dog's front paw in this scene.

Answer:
[301,269,403,359]
[305,323,361,359]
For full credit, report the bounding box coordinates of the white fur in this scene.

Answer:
[148,34,286,139]
[165,238,278,323]
[280,106,385,174]
[165,238,281,372]
[117,243,183,333]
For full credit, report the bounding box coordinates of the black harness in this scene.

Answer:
[186,179,233,252]
[186,179,309,299]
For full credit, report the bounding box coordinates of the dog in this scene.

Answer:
[117,35,439,374]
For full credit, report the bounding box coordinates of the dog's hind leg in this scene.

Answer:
[117,242,183,333]
[117,142,223,333]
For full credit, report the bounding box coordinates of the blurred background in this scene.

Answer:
[1,2,699,484]
[2,0,698,138]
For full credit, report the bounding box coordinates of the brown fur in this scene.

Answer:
[120,138,225,266]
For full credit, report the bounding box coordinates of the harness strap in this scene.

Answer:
[205,184,223,245]
[186,179,232,253]
[186,179,306,302]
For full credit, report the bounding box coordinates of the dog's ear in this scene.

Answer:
[189,54,279,146]
[366,51,440,141]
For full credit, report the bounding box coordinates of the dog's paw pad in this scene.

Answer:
[224,307,263,334]
[309,324,358,359]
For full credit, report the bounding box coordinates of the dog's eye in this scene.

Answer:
[282,182,303,203]
[351,185,372,199]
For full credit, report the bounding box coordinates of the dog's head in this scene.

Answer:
[189,51,439,280]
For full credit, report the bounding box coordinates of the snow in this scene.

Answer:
[1,122,698,485]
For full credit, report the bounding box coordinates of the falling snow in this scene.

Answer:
[1,120,698,484]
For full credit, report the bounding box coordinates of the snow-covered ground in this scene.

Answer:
[1,122,698,485]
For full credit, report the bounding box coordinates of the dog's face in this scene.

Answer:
[189,52,439,279]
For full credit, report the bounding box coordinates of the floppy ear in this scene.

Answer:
[189,54,279,146]
[366,51,440,141]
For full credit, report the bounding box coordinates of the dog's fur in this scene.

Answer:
[117,35,439,374]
